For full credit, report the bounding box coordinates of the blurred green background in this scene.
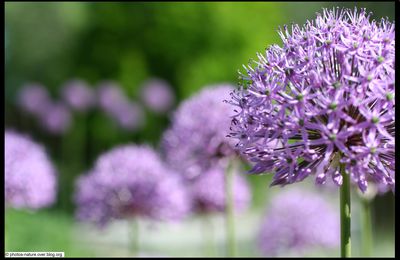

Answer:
[4,2,395,257]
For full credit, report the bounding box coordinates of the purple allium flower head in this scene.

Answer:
[162,85,237,179]
[39,102,72,135]
[74,145,191,226]
[5,131,57,209]
[17,83,51,116]
[140,78,175,113]
[61,79,95,112]
[228,8,395,192]
[258,189,339,256]
[190,161,251,213]
[112,100,145,130]
[97,82,144,130]
[97,81,126,112]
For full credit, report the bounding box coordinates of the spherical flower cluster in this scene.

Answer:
[258,189,339,256]
[162,85,237,179]
[74,145,191,226]
[228,8,395,192]
[140,78,175,113]
[190,162,251,213]
[61,79,95,112]
[97,82,144,130]
[39,102,72,135]
[5,131,57,209]
[162,85,251,213]
[17,83,50,116]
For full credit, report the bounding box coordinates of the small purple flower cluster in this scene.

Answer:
[17,83,74,135]
[140,78,175,114]
[228,8,395,192]
[17,77,177,134]
[17,83,50,117]
[97,81,145,131]
[61,79,96,112]
[39,102,72,135]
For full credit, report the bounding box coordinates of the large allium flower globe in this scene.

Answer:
[228,8,395,192]
[5,131,57,209]
[162,85,237,179]
[74,145,191,226]
[258,189,339,256]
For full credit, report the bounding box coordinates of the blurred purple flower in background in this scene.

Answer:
[97,81,144,130]
[112,100,144,131]
[39,102,72,135]
[228,8,395,192]
[190,161,251,213]
[17,83,51,116]
[162,85,251,215]
[97,81,126,112]
[162,85,237,180]
[61,79,95,112]
[258,189,339,256]
[5,130,57,209]
[140,78,175,114]
[74,145,191,226]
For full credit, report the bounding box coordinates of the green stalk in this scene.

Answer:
[340,163,351,257]
[225,160,236,257]
[361,199,373,256]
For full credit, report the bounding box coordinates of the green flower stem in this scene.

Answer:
[361,199,373,256]
[225,160,236,257]
[340,162,351,257]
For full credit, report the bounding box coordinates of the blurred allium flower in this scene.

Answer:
[228,8,395,192]
[17,83,51,116]
[258,189,339,256]
[97,82,144,130]
[140,78,175,113]
[162,85,237,179]
[162,85,251,214]
[190,162,251,213]
[112,100,144,130]
[74,145,191,226]
[5,131,57,209]
[61,79,95,112]
[39,102,72,135]
[97,81,126,111]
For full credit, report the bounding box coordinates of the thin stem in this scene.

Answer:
[225,160,236,257]
[361,199,373,256]
[128,219,139,256]
[340,162,351,257]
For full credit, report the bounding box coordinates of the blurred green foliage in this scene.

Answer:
[5,2,394,100]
